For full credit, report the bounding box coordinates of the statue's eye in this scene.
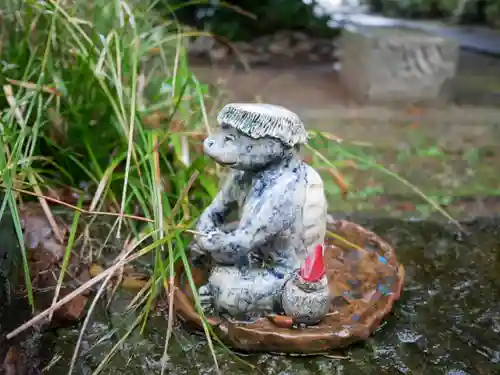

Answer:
[224,135,235,142]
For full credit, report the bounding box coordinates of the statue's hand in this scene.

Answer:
[189,242,208,267]
[195,213,217,234]
[196,230,225,253]
[198,283,214,313]
[198,231,248,265]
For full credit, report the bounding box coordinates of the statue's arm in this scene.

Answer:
[195,170,243,233]
[206,179,298,263]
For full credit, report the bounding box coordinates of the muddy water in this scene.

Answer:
[37,216,500,375]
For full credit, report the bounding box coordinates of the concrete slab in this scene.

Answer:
[338,25,459,104]
[343,14,500,56]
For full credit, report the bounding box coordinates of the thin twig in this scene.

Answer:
[2,185,153,222]
[30,174,65,244]
[68,234,136,375]
[6,230,156,340]
[164,171,200,370]
[3,84,26,127]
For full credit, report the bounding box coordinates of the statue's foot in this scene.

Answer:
[189,242,208,268]
[198,283,214,313]
[208,266,286,318]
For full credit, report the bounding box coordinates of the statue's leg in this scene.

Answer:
[198,283,214,312]
[207,266,286,318]
[191,222,243,268]
[219,222,238,233]
[218,222,265,267]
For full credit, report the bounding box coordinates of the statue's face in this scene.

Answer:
[203,124,288,171]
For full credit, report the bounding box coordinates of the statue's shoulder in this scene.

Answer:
[228,169,245,180]
[303,163,327,214]
[264,163,307,202]
[282,160,323,188]
[224,169,248,185]
[304,163,324,189]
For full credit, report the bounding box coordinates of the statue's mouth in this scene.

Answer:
[203,150,236,167]
[219,161,236,166]
[210,157,236,167]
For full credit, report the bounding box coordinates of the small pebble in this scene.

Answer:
[396,328,422,343]
[446,370,470,375]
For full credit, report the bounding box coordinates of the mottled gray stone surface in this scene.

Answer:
[281,271,331,325]
[339,25,459,104]
[192,103,328,321]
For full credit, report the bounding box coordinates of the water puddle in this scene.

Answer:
[22,216,499,374]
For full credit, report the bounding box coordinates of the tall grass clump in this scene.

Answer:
[0,0,224,371]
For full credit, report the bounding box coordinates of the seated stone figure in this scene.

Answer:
[192,103,327,320]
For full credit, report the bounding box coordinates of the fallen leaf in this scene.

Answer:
[266,314,294,329]
[396,202,416,211]
[327,169,349,200]
[90,263,149,291]
[57,294,88,321]
[3,346,19,375]
[21,207,66,262]
[406,105,424,117]
[303,155,313,164]
[89,263,105,278]
[121,275,149,291]
[142,111,168,129]
[6,78,62,96]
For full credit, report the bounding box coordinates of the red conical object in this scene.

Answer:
[299,244,326,282]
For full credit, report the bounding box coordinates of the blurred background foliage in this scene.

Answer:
[158,0,342,40]
[160,0,500,42]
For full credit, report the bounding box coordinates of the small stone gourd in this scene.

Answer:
[281,244,331,325]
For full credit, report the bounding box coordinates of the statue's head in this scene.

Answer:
[203,103,308,171]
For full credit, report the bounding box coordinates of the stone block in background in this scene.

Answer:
[338,25,460,105]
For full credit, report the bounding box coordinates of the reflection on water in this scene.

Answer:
[40,216,500,375]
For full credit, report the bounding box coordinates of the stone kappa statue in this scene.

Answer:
[191,103,330,323]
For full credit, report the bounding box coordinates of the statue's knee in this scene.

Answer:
[209,266,242,290]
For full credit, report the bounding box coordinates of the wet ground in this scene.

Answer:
[308,139,500,219]
[35,216,500,374]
